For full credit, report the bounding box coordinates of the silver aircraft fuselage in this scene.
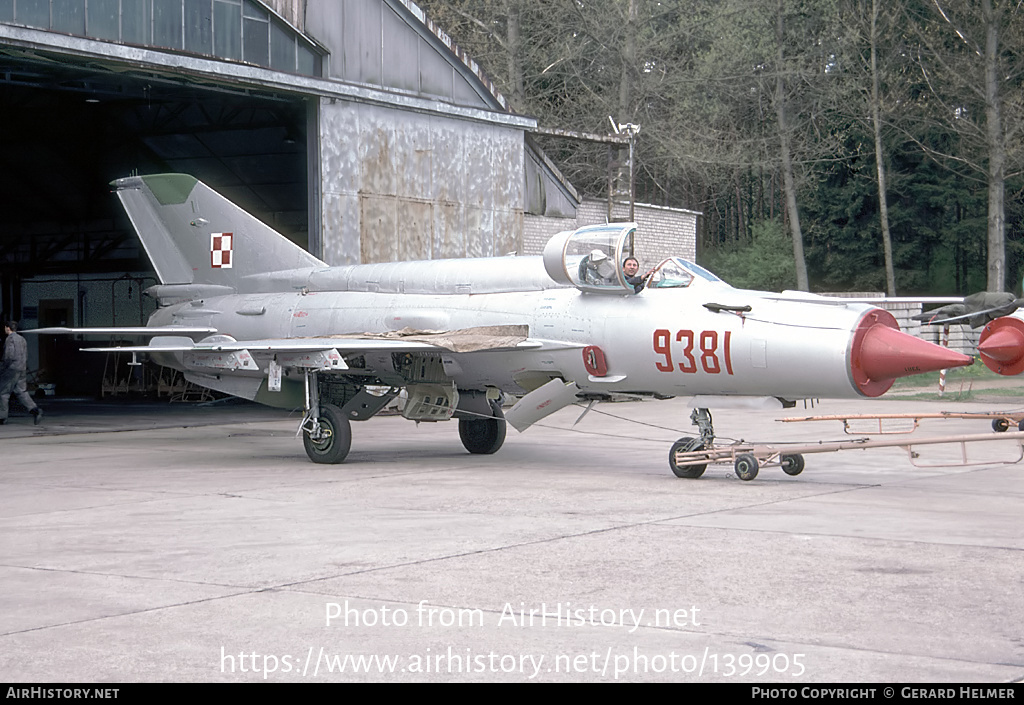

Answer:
[145,257,917,402]
[36,174,977,468]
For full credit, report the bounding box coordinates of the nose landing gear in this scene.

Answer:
[667,406,807,481]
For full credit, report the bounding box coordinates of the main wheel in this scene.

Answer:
[669,436,707,479]
[993,418,1010,432]
[734,453,759,481]
[459,404,507,454]
[780,453,805,476]
[303,403,352,464]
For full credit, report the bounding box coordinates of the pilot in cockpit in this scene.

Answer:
[622,256,653,293]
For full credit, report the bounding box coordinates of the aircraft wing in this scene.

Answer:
[80,338,445,354]
[760,293,965,306]
[78,325,545,355]
[819,296,965,304]
[82,338,539,354]
[324,325,543,353]
[24,326,219,335]
[911,305,1007,326]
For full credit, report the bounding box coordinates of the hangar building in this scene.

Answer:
[0,0,697,395]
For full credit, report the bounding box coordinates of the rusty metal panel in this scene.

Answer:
[320,192,360,266]
[359,111,397,196]
[319,99,360,194]
[428,118,464,205]
[463,206,482,258]
[463,130,494,210]
[319,99,525,265]
[493,207,524,257]
[360,194,398,264]
[396,199,432,261]
[394,118,432,200]
[319,98,361,266]
[433,201,464,259]
[486,127,525,225]
[465,207,495,258]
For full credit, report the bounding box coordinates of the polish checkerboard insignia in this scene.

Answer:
[211,232,233,268]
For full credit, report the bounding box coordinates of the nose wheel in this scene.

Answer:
[669,437,707,478]
[666,406,807,480]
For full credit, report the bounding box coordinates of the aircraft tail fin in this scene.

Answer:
[112,174,325,286]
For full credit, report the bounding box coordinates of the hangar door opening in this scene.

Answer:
[0,49,313,394]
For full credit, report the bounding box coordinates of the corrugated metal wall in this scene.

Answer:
[305,0,494,111]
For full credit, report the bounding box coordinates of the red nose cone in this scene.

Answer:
[850,309,973,396]
[977,316,1024,375]
[860,324,972,379]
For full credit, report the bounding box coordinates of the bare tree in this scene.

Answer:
[774,0,810,291]
[838,0,904,294]
[909,0,1024,292]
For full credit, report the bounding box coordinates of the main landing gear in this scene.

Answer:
[300,370,353,464]
[302,403,352,464]
[458,401,507,455]
[668,407,806,481]
[298,371,508,463]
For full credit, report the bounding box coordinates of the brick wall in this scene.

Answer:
[824,292,978,355]
[524,198,698,269]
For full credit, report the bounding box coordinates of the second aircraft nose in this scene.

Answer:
[850,310,973,396]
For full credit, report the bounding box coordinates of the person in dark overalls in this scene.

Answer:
[1,321,42,425]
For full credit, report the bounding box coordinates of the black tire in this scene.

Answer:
[993,418,1010,432]
[669,436,707,479]
[734,453,759,481]
[780,453,805,476]
[459,404,506,454]
[303,403,352,464]
[1019,419,1024,433]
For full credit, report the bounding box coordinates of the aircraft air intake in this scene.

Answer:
[849,309,973,396]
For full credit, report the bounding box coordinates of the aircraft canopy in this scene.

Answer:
[542,223,720,294]
[543,223,639,294]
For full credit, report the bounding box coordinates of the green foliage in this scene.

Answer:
[703,220,796,291]
[416,0,1024,293]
